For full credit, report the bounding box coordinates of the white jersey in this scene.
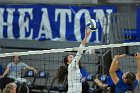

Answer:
[67,44,84,93]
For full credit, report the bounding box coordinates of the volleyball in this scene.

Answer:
[86,19,97,32]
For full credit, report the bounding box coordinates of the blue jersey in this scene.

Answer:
[0,64,4,75]
[115,79,138,93]
[80,67,88,78]
[107,69,123,87]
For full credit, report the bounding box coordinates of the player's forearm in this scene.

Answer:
[94,79,104,87]
[2,68,9,77]
[81,27,90,46]
[81,36,88,46]
[109,57,117,73]
[135,53,140,80]
[137,59,140,72]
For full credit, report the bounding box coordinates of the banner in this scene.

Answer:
[0,5,116,42]
[137,7,140,42]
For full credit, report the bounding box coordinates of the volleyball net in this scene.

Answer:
[0,42,140,92]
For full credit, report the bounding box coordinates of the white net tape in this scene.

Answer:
[0,42,140,57]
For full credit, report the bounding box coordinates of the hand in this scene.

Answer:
[114,54,127,59]
[102,84,108,88]
[80,77,86,82]
[85,27,90,37]
[29,66,38,74]
[34,69,38,74]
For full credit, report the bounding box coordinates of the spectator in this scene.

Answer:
[3,82,17,93]
[0,54,37,90]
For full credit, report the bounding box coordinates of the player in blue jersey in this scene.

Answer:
[109,53,140,93]
[94,61,123,93]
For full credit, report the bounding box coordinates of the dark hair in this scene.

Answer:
[64,54,69,67]
[56,66,68,83]
[16,83,29,93]
[56,54,71,83]
[126,72,136,93]
[64,54,81,67]
[126,72,136,84]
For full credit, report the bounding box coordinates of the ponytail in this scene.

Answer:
[57,66,68,83]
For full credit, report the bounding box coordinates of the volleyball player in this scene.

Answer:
[94,61,123,93]
[63,27,91,93]
[58,27,90,93]
[109,53,140,93]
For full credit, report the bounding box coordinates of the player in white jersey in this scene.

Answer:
[63,27,91,93]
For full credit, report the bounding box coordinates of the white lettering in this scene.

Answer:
[0,8,15,39]
[37,8,52,40]
[55,9,71,40]
[18,8,33,39]
[0,6,115,43]
[0,8,5,38]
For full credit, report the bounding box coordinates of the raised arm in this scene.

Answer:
[135,52,140,81]
[70,27,91,68]
[74,27,91,64]
[81,27,90,46]
[109,54,126,84]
